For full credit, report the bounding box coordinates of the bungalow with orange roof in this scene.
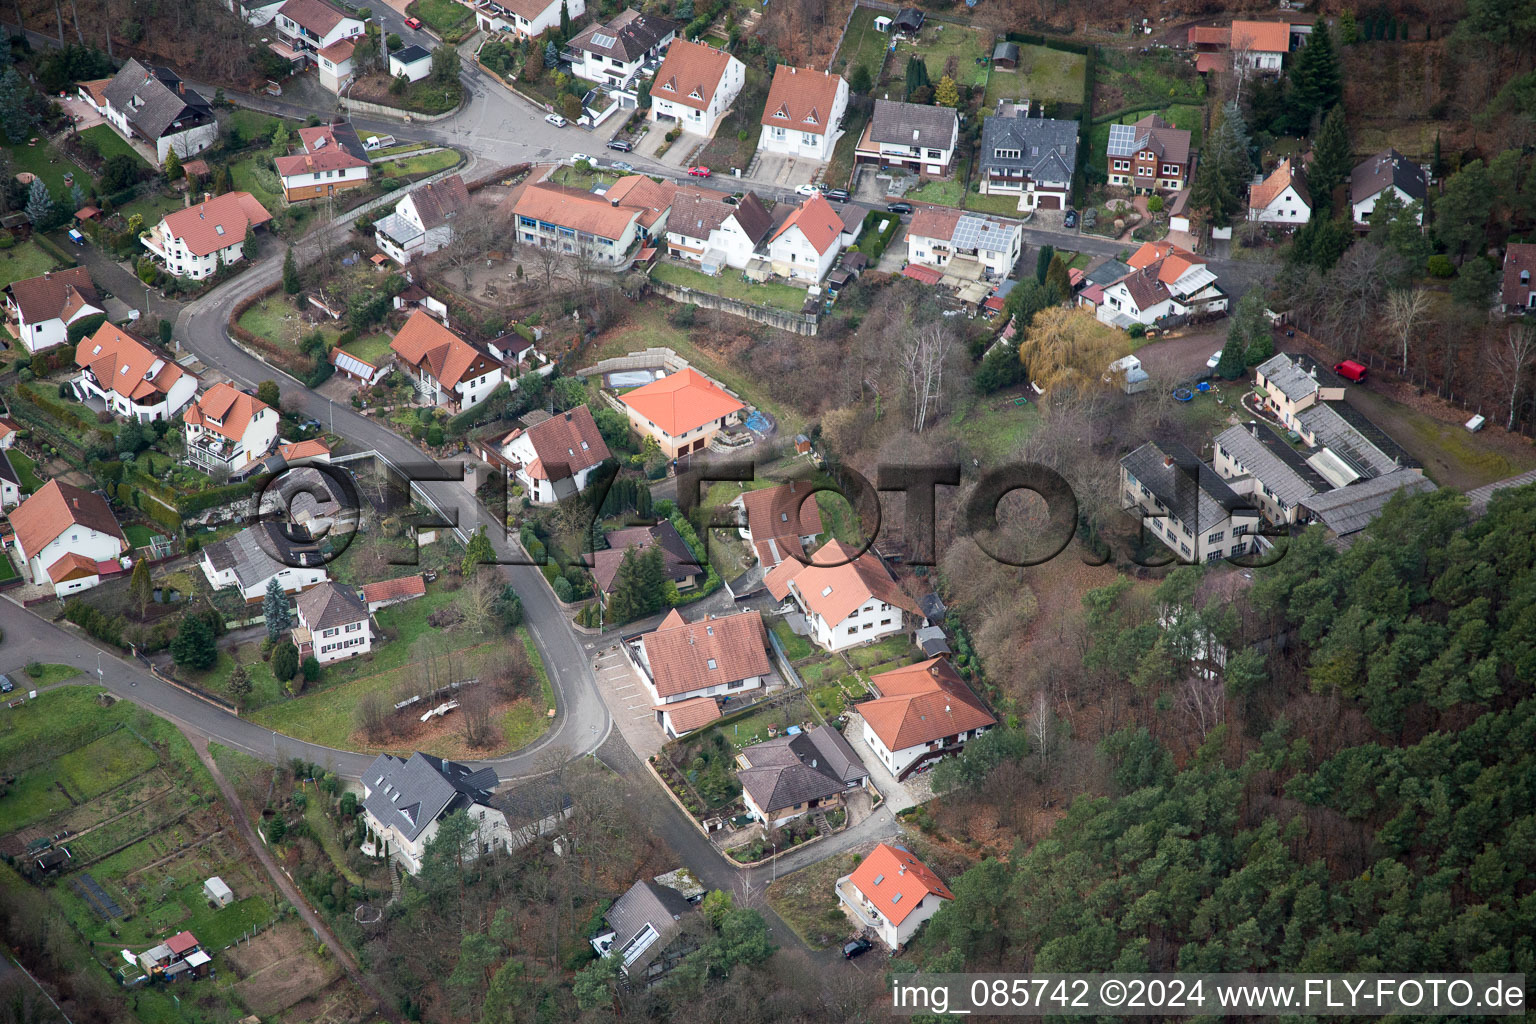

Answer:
[7,480,128,595]
[764,539,918,653]
[648,40,745,137]
[628,608,771,734]
[856,656,995,777]
[181,382,279,477]
[512,176,675,266]
[836,843,953,949]
[72,322,197,422]
[389,310,504,412]
[359,574,427,612]
[1188,20,1293,73]
[498,405,611,503]
[619,367,744,458]
[142,191,273,280]
[1248,158,1311,226]
[767,194,852,284]
[758,64,849,162]
[732,481,823,568]
[3,267,103,355]
[1095,239,1226,330]
[275,123,371,201]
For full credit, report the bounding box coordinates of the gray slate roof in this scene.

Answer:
[570,9,676,63]
[737,726,867,813]
[978,111,1078,183]
[294,580,368,631]
[1294,403,1412,479]
[203,522,324,591]
[1465,469,1536,517]
[1083,257,1132,289]
[1215,423,1329,509]
[407,175,469,229]
[102,59,212,142]
[604,880,695,967]
[1351,148,1427,204]
[392,44,431,65]
[915,625,951,656]
[363,752,499,843]
[1121,440,1256,535]
[1299,469,1437,536]
[868,99,958,151]
[1255,351,1344,403]
[0,449,19,489]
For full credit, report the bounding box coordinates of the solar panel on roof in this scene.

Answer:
[1106,122,1139,156]
[592,32,617,46]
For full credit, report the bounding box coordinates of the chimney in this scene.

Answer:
[204,192,212,203]
[898,864,906,875]
[1164,455,1174,468]
[42,271,50,280]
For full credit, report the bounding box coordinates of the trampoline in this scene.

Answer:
[744,410,770,432]
[1172,387,1194,402]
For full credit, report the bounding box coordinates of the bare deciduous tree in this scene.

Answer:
[1383,287,1432,375]
[1493,322,1536,430]
[457,572,500,635]
[900,322,955,433]
[1179,673,1226,740]
[459,685,498,748]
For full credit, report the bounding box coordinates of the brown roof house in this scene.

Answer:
[1501,243,1536,314]
[7,480,128,596]
[731,481,824,568]
[389,310,504,413]
[758,65,849,163]
[292,580,372,665]
[1247,157,1312,227]
[472,0,585,40]
[497,406,611,504]
[855,99,960,178]
[856,657,995,779]
[663,188,774,274]
[274,122,371,202]
[512,177,675,266]
[375,174,471,264]
[629,608,772,735]
[593,523,702,606]
[765,540,918,653]
[1105,113,1191,193]
[72,322,198,422]
[736,725,868,826]
[3,267,102,355]
[648,40,745,137]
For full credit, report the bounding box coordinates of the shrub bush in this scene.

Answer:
[1427,254,1455,278]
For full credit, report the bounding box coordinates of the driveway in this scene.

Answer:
[752,152,824,189]
[842,711,925,812]
[591,645,665,758]
[1134,324,1228,382]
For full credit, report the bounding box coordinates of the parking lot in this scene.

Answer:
[591,645,665,758]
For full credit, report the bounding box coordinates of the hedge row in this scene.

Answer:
[19,383,109,443]
[176,479,256,516]
[857,211,900,263]
[30,231,79,269]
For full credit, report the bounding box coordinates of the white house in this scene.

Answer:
[733,480,823,568]
[1227,20,1291,70]
[6,480,127,595]
[664,188,775,273]
[1119,440,1263,564]
[199,522,329,602]
[72,322,198,423]
[1096,240,1227,330]
[511,178,673,266]
[374,175,470,265]
[1350,148,1428,227]
[565,9,676,95]
[854,99,959,178]
[758,64,848,162]
[316,37,357,94]
[1252,351,1346,427]
[181,381,279,477]
[142,191,273,280]
[3,268,103,355]
[498,406,611,504]
[736,726,868,826]
[472,0,585,39]
[100,60,217,163]
[1247,158,1311,226]
[292,581,372,665]
[361,753,511,875]
[387,44,433,84]
[905,208,1023,279]
[857,657,995,777]
[389,310,504,413]
[273,0,364,66]
[629,608,771,712]
[764,539,917,653]
[649,40,744,137]
[976,103,1080,209]
[275,123,371,203]
[766,194,849,284]
[837,844,952,950]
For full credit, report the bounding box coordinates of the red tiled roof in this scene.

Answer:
[165,931,199,956]
[656,695,723,734]
[907,206,962,242]
[159,192,272,258]
[47,551,101,583]
[602,174,678,230]
[1230,20,1292,52]
[316,37,356,64]
[506,405,611,478]
[1195,52,1224,73]
[514,182,644,242]
[277,0,351,35]
[1187,25,1228,45]
[359,574,427,605]
[5,267,98,325]
[901,264,943,286]
[761,64,843,136]
[75,322,189,402]
[861,657,995,752]
[641,609,770,698]
[848,843,952,926]
[182,381,270,442]
[764,539,917,625]
[771,195,844,256]
[389,310,498,391]
[11,479,126,561]
[280,439,331,461]
[1249,157,1311,210]
[275,142,369,178]
[652,40,735,111]
[620,367,743,439]
[1503,243,1536,307]
[739,481,823,567]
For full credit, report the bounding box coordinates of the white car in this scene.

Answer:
[572,153,595,166]
[544,113,568,128]
[794,183,820,197]
[1206,350,1223,369]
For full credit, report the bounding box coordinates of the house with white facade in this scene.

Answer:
[1095,240,1227,330]
[619,367,744,459]
[275,122,371,202]
[387,44,433,83]
[837,844,952,950]
[316,37,358,93]
[374,175,470,265]
[733,480,823,568]
[100,60,217,163]
[142,192,273,280]
[758,65,848,162]
[905,208,1022,279]
[976,102,1078,210]
[765,540,917,653]
[7,480,128,595]
[498,406,611,504]
[181,381,279,477]
[629,608,771,736]
[1350,148,1428,227]
[512,176,674,266]
[858,657,995,778]
[199,522,329,602]
[649,40,744,137]
[1227,20,1291,70]
[472,0,584,38]
[292,581,372,665]
[361,753,511,874]
[273,0,364,66]
[3,268,102,355]
[1247,158,1311,226]
[854,99,959,178]
[736,726,868,826]
[389,310,503,413]
[1119,440,1263,563]
[664,188,774,273]
[72,323,198,423]
[1213,421,1331,526]
[1252,352,1347,427]
[565,9,676,97]
[767,194,850,284]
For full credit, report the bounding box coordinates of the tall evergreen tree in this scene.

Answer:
[24,178,53,227]
[1192,103,1250,228]
[1433,158,1493,261]
[170,614,217,671]
[283,246,300,294]
[1034,244,1055,285]
[904,56,930,101]
[0,69,36,143]
[1308,105,1351,212]
[1285,20,1341,133]
[263,577,291,641]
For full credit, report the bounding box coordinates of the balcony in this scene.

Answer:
[140,232,171,261]
[835,876,883,931]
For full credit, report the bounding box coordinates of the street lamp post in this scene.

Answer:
[96,652,103,680]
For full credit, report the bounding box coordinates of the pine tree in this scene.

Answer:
[68,183,87,213]
[1286,20,1341,134]
[263,578,291,641]
[227,663,252,708]
[1035,244,1055,285]
[0,68,37,143]
[560,0,571,38]
[163,148,182,181]
[24,178,53,227]
[1337,10,1359,44]
[129,559,153,619]
[904,56,930,101]
[170,614,217,671]
[543,40,558,69]
[1192,103,1250,228]
[283,246,300,294]
[1308,106,1351,213]
[1433,159,1493,261]
[1044,255,1071,299]
[463,526,496,575]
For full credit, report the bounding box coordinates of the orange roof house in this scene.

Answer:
[182,382,270,443]
[764,540,918,652]
[841,843,953,948]
[651,39,736,112]
[389,310,502,410]
[74,322,196,418]
[770,194,846,256]
[859,657,995,774]
[1229,20,1292,52]
[652,694,724,737]
[737,481,824,567]
[618,368,744,457]
[157,192,273,258]
[360,574,427,610]
[9,480,126,590]
[760,64,845,138]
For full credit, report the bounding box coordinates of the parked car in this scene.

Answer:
[545,113,569,128]
[1206,350,1223,369]
[842,938,873,959]
[886,201,913,215]
[404,15,422,28]
[795,183,820,197]
[1333,359,1368,382]
[606,139,634,152]
[826,188,851,203]
[1064,209,1079,228]
[0,675,13,694]
[610,160,634,173]
[687,165,712,177]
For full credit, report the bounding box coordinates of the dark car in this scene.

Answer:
[0,675,13,694]
[1064,209,1079,229]
[886,202,913,215]
[842,938,873,959]
[724,194,741,206]
[606,139,634,152]
[826,188,851,203]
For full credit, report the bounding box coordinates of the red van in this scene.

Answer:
[1334,359,1368,382]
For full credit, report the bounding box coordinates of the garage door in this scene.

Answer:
[1037,195,1061,210]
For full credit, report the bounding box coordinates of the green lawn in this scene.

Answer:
[833,6,894,78]
[1094,51,1205,117]
[710,694,816,750]
[504,626,557,748]
[2,139,93,203]
[892,23,990,88]
[76,124,149,167]
[185,645,285,710]
[377,148,460,179]
[983,45,1088,110]
[406,0,474,40]
[229,151,282,212]
[226,109,285,145]
[906,178,966,208]
[651,260,807,312]
[964,191,1028,217]
[124,524,159,549]
[340,333,394,365]
[7,449,43,492]
[0,240,62,290]
[118,189,186,228]
[238,294,333,351]
[950,393,1041,462]
[0,552,16,582]
[771,618,814,661]
[546,164,621,191]
[1,728,159,831]
[370,142,431,159]
[24,663,82,687]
